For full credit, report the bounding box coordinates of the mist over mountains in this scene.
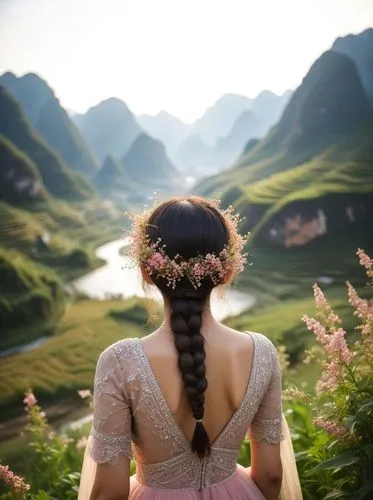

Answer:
[1,27,372,276]
[0,26,373,356]
[138,90,292,174]
[197,29,373,265]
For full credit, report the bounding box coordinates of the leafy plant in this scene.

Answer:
[287,249,373,499]
[0,391,85,499]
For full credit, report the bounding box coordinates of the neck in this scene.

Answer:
[161,295,219,338]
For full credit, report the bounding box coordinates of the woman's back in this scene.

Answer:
[89,329,282,493]
[82,197,285,500]
[141,323,255,444]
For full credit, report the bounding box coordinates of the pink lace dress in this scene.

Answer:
[88,332,282,499]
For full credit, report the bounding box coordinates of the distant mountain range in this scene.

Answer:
[93,133,182,200]
[74,97,142,163]
[137,111,190,157]
[0,86,94,201]
[332,28,373,104]
[196,31,373,266]
[138,90,293,172]
[2,27,373,339]
[0,72,98,176]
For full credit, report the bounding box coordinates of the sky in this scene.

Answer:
[0,0,373,122]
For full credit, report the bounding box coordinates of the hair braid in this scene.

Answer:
[170,296,210,458]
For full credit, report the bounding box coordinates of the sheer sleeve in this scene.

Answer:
[89,345,132,464]
[249,339,283,443]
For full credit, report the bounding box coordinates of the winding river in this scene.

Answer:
[0,239,256,358]
[70,238,256,321]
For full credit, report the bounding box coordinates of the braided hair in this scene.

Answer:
[145,197,229,458]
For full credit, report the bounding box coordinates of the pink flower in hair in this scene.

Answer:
[123,199,249,289]
[147,252,168,272]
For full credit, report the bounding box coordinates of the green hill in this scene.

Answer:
[0,136,47,205]
[212,110,262,168]
[196,50,373,283]
[198,51,372,198]
[95,155,130,193]
[0,195,121,350]
[0,72,98,176]
[78,97,142,162]
[0,86,94,201]
[0,248,65,350]
[121,133,181,187]
[332,28,373,104]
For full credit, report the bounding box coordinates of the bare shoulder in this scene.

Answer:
[217,324,254,351]
[218,325,277,354]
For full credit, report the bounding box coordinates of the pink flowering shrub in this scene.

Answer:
[0,391,84,499]
[287,249,373,500]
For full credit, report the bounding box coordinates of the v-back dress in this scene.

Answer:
[87,332,283,499]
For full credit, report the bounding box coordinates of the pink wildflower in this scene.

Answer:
[347,282,373,323]
[313,417,349,439]
[319,359,341,390]
[78,389,92,400]
[357,248,373,270]
[313,283,328,308]
[0,464,30,494]
[326,328,353,364]
[302,314,328,344]
[327,311,341,326]
[23,390,37,408]
[284,387,311,403]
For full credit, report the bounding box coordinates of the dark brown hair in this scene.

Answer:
[144,196,229,458]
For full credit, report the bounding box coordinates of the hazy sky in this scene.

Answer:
[1,0,372,122]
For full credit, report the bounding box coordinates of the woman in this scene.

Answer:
[79,197,302,499]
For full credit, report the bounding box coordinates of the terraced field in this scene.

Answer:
[0,298,153,423]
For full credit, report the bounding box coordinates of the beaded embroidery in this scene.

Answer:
[90,333,283,487]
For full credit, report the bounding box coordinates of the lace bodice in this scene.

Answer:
[89,332,282,489]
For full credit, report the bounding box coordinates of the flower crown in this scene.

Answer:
[123,200,249,289]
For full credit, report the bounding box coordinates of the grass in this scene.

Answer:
[0,196,122,349]
[195,123,373,249]
[0,298,155,422]
[225,282,363,390]
[0,248,66,350]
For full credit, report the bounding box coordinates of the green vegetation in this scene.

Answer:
[94,155,130,193]
[225,288,358,390]
[0,298,152,422]
[121,132,181,186]
[0,86,94,201]
[1,255,372,500]
[198,51,372,198]
[0,249,65,350]
[0,85,124,353]
[0,197,121,274]
[196,51,373,294]
[0,72,98,176]
[332,28,373,104]
[0,194,122,349]
[77,97,141,162]
[0,137,47,205]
